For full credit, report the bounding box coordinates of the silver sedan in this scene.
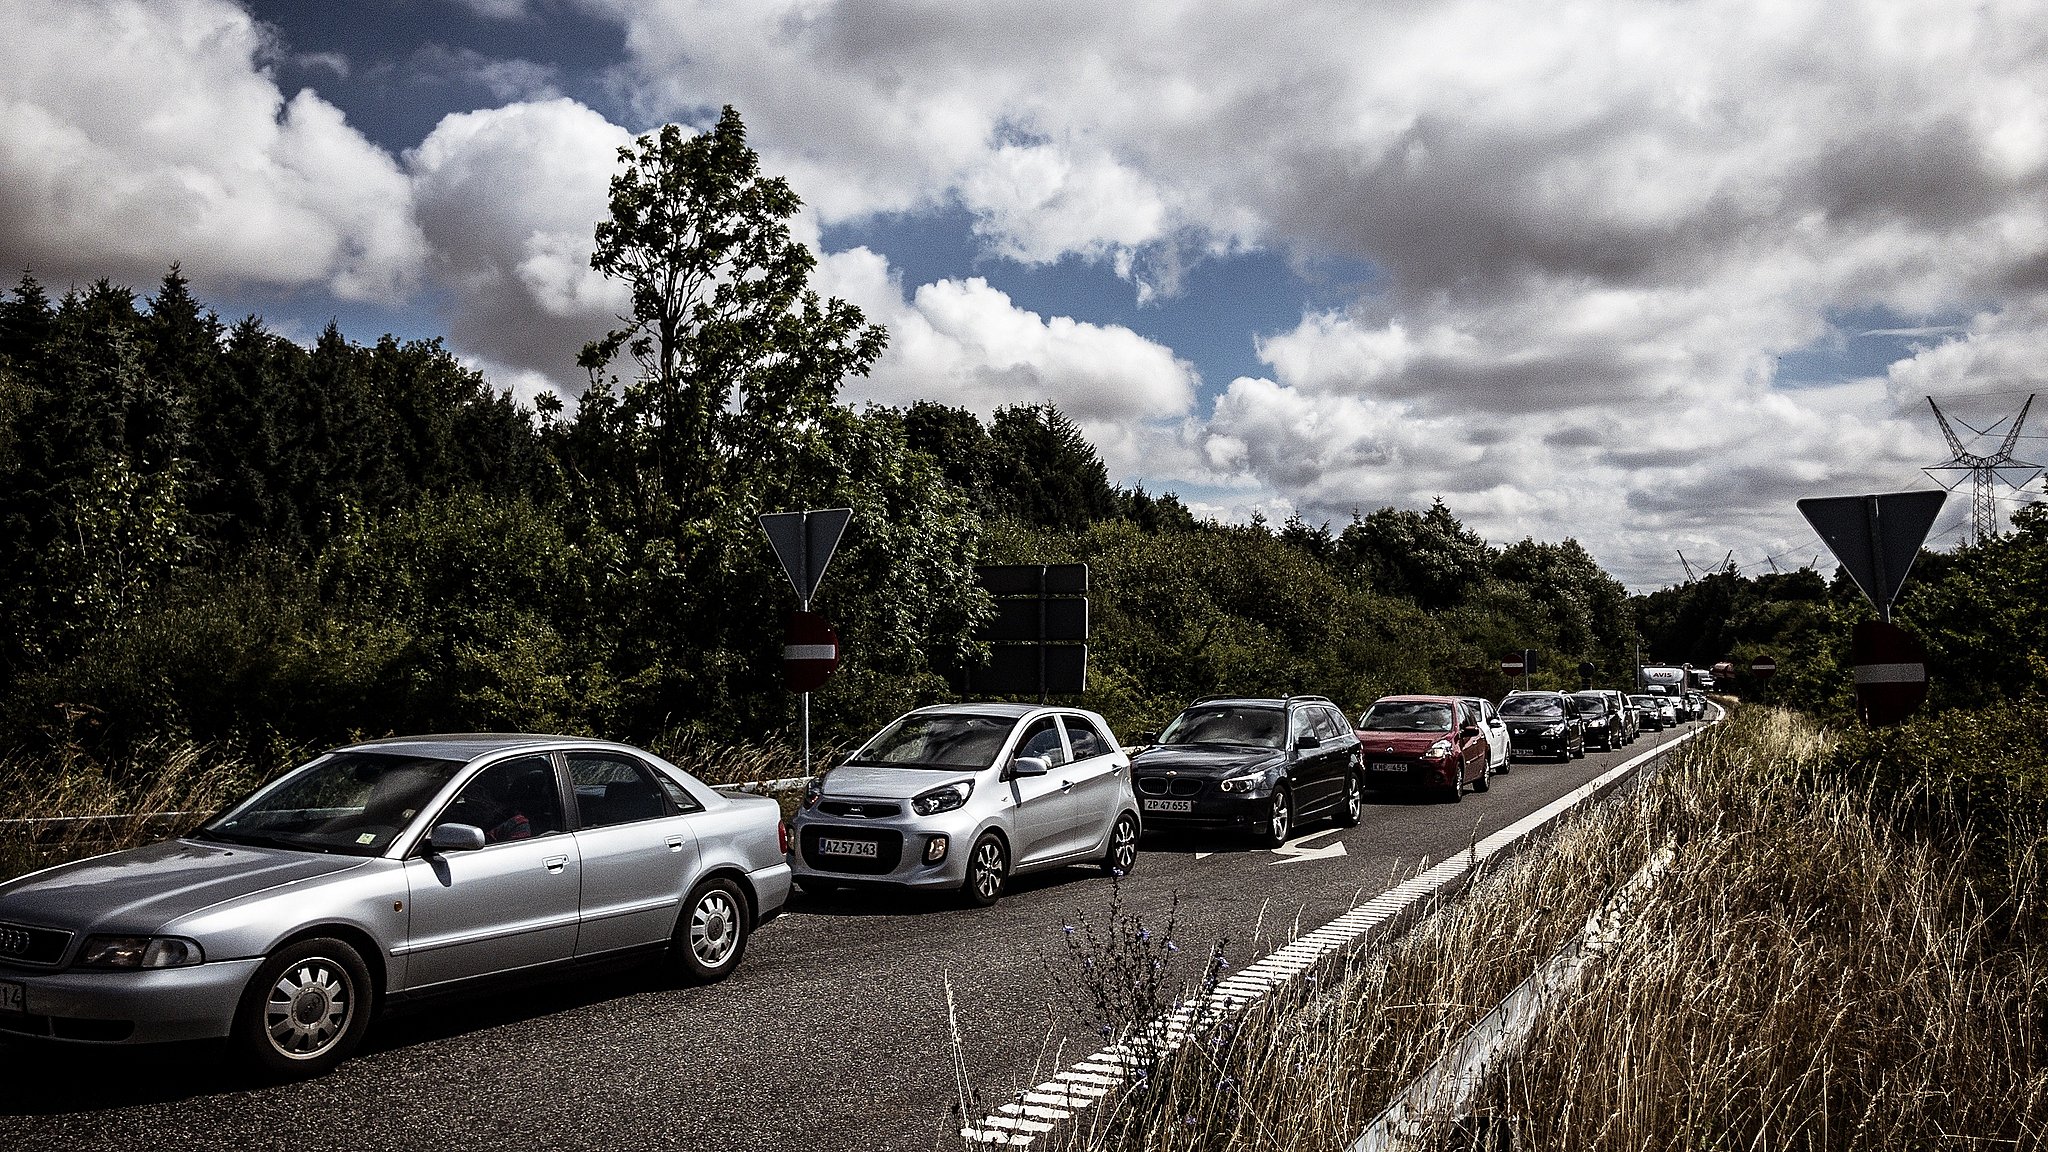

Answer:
[789,704,1140,905]
[0,734,790,1077]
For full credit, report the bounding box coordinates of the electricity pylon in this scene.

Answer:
[1925,394,2039,545]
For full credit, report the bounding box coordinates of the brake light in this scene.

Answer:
[777,821,790,855]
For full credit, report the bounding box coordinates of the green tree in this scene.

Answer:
[573,105,887,525]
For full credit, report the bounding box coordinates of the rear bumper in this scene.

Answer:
[0,957,262,1045]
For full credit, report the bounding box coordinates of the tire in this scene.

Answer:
[962,833,1009,906]
[672,877,749,983]
[1471,761,1489,793]
[1101,811,1139,876]
[1572,742,1586,759]
[233,937,374,1080]
[1258,788,1292,847]
[1337,773,1364,827]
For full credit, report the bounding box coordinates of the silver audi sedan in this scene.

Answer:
[788,704,1140,905]
[0,734,790,1077]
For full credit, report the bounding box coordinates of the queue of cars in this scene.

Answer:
[0,688,1698,1079]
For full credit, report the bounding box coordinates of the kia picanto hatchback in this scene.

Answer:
[788,705,1140,906]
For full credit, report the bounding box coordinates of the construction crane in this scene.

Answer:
[1925,394,2040,545]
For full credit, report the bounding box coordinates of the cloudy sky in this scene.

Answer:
[6,0,2047,587]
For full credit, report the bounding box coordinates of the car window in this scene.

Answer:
[1290,708,1320,743]
[1312,707,1348,742]
[850,713,1017,769]
[1061,716,1113,760]
[201,750,467,856]
[567,753,680,829]
[443,756,567,844]
[1359,701,1455,731]
[1015,717,1070,766]
[1500,696,1564,718]
[1158,705,1285,748]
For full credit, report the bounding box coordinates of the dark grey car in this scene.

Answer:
[0,735,790,1077]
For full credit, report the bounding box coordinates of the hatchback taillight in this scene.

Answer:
[777,821,790,855]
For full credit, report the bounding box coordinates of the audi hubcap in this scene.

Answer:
[264,959,351,1058]
[691,891,739,967]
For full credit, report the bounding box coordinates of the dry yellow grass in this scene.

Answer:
[1049,708,2048,1151]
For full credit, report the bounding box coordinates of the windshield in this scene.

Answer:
[1630,696,1659,708]
[199,751,466,856]
[850,713,1016,770]
[1157,705,1285,748]
[1358,701,1454,732]
[1570,695,1608,716]
[1500,696,1564,718]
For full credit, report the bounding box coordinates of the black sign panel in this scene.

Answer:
[965,645,1088,696]
[977,564,1090,596]
[986,598,1090,644]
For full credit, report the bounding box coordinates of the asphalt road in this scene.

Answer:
[0,720,1706,1152]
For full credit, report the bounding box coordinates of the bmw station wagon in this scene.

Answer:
[0,735,791,1077]
[789,705,1140,905]
[1128,696,1363,845]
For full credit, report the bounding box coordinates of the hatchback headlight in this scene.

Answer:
[1424,739,1454,759]
[912,781,973,816]
[77,935,204,970]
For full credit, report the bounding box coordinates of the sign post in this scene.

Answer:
[1499,652,1527,691]
[1851,621,1927,725]
[759,508,853,774]
[1749,655,1776,680]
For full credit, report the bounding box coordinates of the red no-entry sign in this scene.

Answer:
[1750,655,1777,679]
[1851,621,1926,726]
[783,612,840,693]
[1499,655,1525,675]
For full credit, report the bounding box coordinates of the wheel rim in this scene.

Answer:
[690,890,741,968]
[973,840,1006,899]
[1111,816,1137,872]
[1346,777,1362,819]
[1271,795,1290,841]
[264,957,354,1060]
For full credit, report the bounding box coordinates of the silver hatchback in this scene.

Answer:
[0,735,790,1077]
[789,704,1140,905]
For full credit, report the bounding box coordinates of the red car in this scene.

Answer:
[1354,695,1491,802]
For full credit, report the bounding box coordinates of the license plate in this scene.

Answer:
[0,980,22,1014]
[817,837,878,859]
[1370,762,1410,773]
[1142,798,1192,813]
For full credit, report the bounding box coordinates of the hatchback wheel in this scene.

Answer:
[234,937,373,1080]
[1259,788,1292,847]
[1471,761,1490,793]
[962,833,1009,906]
[1100,812,1140,876]
[673,877,749,982]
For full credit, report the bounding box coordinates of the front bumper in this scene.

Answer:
[0,956,263,1044]
[1506,729,1571,757]
[1362,758,1458,790]
[1130,785,1273,833]
[787,808,982,891]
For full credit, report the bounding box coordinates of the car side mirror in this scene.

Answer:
[429,823,486,853]
[1132,732,1158,746]
[1461,724,1480,737]
[1294,734,1322,750]
[1008,755,1050,779]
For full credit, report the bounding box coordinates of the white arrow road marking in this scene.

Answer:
[1270,826,1349,865]
[1196,826,1348,862]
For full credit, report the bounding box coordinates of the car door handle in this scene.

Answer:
[1060,779,1075,792]
[543,855,568,874]
[665,836,685,852]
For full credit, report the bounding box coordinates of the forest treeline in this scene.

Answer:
[0,264,1642,768]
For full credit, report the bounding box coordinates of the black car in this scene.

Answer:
[1569,691,1626,751]
[1129,696,1363,846]
[1499,691,1586,762]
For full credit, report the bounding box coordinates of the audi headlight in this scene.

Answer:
[912,781,973,816]
[77,935,204,970]
[1541,723,1566,736]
